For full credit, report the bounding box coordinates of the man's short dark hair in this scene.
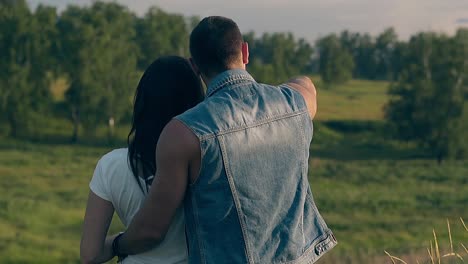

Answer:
[190,16,243,77]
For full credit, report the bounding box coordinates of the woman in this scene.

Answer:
[80,56,205,264]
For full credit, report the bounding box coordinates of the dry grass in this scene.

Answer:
[385,218,468,264]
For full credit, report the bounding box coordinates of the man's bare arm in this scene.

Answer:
[285,76,317,119]
[115,119,200,255]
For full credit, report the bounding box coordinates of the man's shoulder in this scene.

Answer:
[175,99,211,123]
[157,119,200,163]
[248,80,299,95]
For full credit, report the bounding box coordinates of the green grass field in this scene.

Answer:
[313,78,390,121]
[0,78,467,263]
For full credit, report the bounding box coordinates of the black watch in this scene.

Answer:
[112,232,128,262]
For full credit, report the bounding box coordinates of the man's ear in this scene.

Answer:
[241,42,249,65]
[189,58,201,76]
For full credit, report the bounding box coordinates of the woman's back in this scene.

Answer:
[90,148,187,264]
[80,56,203,263]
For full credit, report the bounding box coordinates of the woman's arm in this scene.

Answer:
[80,190,116,264]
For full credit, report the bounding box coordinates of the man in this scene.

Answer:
[113,16,336,263]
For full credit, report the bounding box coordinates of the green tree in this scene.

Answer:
[247,59,275,83]
[316,34,355,86]
[57,2,138,142]
[385,32,467,162]
[339,31,377,79]
[374,28,398,80]
[244,32,314,84]
[135,7,189,70]
[338,28,401,81]
[0,0,56,137]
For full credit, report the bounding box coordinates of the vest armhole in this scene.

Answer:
[173,117,205,186]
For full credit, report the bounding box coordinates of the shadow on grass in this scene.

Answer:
[0,116,129,150]
[0,134,127,151]
[311,140,427,161]
[311,120,432,161]
[1,120,434,161]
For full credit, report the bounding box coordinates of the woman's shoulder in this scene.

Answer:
[100,148,128,160]
[96,148,129,172]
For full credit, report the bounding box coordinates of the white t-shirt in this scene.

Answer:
[90,148,187,264]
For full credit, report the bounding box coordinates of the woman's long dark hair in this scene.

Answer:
[127,56,204,192]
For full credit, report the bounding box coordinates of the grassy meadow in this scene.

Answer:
[0,78,467,263]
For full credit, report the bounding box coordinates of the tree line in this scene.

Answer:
[0,0,466,161]
[316,28,467,162]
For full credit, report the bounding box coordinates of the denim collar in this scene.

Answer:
[206,69,255,97]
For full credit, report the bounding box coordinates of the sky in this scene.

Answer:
[28,0,468,42]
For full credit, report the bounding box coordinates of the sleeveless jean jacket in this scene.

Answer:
[176,69,336,264]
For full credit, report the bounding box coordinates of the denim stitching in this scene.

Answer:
[210,82,253,98]
[218,110,309,136]
[209,73,253,91]
[283,239,319,264]
[218,136,254,264]
[190,188,206,264]
[189,139,208,187]
[174,117,202,138]
[297,115,306,176]
[296,115,307,245]
[174,118,206,187]
[282,231,337,264]
[198,110,309,141]
[307,190,328,231]
[207,74,254,97]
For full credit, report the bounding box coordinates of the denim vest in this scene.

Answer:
[176,69,336,264]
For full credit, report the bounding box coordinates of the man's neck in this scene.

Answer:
[202,65,246,87]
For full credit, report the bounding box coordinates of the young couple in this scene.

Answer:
[80,16,336,264]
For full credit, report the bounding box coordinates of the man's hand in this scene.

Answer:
[285,76,317,119]
[116,119,200,255]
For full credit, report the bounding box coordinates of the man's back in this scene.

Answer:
[113,16,335,264]
[176,69,336,264]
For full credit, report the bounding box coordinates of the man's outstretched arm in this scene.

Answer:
[113,119,200,255]
[285,76,317,119]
